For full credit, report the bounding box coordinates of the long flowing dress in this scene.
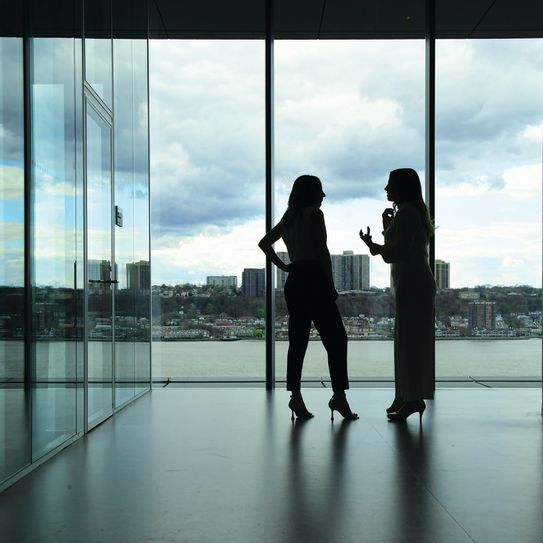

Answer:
[381,202,436,401]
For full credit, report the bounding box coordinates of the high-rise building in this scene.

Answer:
[88,259,113,283]
[126,261,151,290]
[468,301,496,333]
[331,251,370,291]
[242,268,265,297]
[207,275,238,289]
[276,252,290,290]
[435,259,450,289]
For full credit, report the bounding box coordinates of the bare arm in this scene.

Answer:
[258,222,290,272]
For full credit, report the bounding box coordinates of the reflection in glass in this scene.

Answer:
[435,39,543,378]
[113,39,151,405]
[274,40,424,382]
[86,104,114,427]
[84,0,112,108]
[0,37,29,482]
[131,40,151,394]
[31,37,82,459]
[85,39,113,108]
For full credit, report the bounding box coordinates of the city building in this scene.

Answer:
[275,251,290,290]
[468,301,497,333]
[242,268,265,297]
[88,259,114,283]
[435,259,450,289]
[127,261,151,290]
[331,251,370,291]
[207,275,238,289]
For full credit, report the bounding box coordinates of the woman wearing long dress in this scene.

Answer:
[258,175,358,421]
[360,168,435,422]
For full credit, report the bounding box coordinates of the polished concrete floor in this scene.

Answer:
[1,388,542,543]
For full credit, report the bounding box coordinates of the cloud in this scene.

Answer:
[147,38,542,286]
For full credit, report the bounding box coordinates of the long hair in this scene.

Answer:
[282,175,324,225]
[390,168,434,236]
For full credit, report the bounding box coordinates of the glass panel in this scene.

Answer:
[85,0,112,108]
[86,103,113,426]
[132,40,151,394]
[435,39,543,379]
[31,37,80,459]
[274,40,424,383]
[150,40,265,382]
[0,37,29,482]
[113,39,136,406]
[114,38,151,405]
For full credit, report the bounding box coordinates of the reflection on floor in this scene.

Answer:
[1,388,542,543]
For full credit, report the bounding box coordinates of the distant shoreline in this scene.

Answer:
[153,336,539,342]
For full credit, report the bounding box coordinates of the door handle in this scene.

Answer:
[89,279,119,284]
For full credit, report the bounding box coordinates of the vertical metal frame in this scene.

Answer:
[22,0,33,459]
[265,0,275,389]
[147,3,153,390]
[83,91,115,429]
[425,0,436,396]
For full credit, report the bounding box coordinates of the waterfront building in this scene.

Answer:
[468,301,497,333]
[331,251,370,291]
[127,261,151,290]
[207,275,238,289]
[242,268,265,297]
[435,259,450,289]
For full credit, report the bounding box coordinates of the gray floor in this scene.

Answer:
[1,388,542,543]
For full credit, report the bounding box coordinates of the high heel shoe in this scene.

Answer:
[387,400,425,423]
[288,395,314,421]
[386,396,404,414]
[328,395,359,421]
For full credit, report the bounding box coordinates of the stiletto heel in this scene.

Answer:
[288,395,314,421]
[387,400,425,423]
[328,395,359,421]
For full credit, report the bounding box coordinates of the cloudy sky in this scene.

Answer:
[149,38,542,288]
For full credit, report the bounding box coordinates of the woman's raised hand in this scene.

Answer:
[359,227,379,256]
[382,208,394,230]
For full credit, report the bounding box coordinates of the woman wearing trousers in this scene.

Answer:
[259,175,358,421]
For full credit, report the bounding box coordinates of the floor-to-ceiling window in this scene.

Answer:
[31,35,84,457]
[0,36,29,481]
[114,38,151,404]
[435,39,543,380]
[1,0,151,488]
[150,40,265,382]
[274,40,425,383]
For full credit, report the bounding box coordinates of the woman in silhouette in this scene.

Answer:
[360,168,435,422]
[259,175,358,421]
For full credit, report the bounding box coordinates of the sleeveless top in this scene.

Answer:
[281,207,325,262]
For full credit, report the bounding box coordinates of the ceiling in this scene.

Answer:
[1,0,541,39]
[150,0,543,39]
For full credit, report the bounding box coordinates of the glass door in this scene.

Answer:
[86,98,115,429]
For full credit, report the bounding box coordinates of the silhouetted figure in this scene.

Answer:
[259,175,358,421]
[360,168,435,422]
